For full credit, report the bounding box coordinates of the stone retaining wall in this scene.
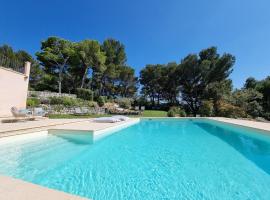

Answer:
[28,91,77,99]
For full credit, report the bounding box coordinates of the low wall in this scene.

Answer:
[0,62,31,117]
[28,91,77,99]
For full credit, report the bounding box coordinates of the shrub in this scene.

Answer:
[167,110,175,117]
[49,97,63,105]
[199,100,214,117]
[76,88,94,101]
[49,96,78,107]
[27,98,40,107]
[167,106,186,117]
[97,96,105,107]
[246,100,263,118]
[216,101,246,118]
[115,98,133,109]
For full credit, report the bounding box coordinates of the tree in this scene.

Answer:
[232,89,263,118]
[244,77,257,89]
[256,76,270,114]
[178,47,235,115]
[36,37,75,94]
[101,39,127,96]
[203,79,233,114]
[75,40,106,90]
[116,66,138,97]
[161,62,180,105]
[140,64,164,106]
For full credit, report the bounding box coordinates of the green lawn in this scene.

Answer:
[48,110,168,119]
[139,110,167,117]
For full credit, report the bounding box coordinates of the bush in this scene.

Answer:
[76,88,94,101]
[115,98,133,109]
[97,96,105,107]
[167,106,186,117]
[27,98,40,107]
[49,96,78,107]
[216,101,246,118]
[167,110,175,117]
[199,100,214,117]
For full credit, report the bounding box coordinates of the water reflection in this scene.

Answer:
[195,121,270,174]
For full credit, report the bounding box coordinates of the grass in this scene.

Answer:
[48,110,168,119]
[139,110,167,117]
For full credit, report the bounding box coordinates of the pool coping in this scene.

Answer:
[0,175,88,200]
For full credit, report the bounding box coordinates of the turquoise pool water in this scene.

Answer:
[0,119,270,199]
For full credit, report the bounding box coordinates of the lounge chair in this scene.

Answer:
[135,106,139,111]
[2,107,35,123]
[11,107,32,118]
[141,106,145,111]
[33,107,47,117]
[93,117,121,123]
[112,115,130,121]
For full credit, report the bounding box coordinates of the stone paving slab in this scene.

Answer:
[0,175,88,200]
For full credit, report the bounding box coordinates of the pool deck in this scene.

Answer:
[208,117,270,132]
[0,175,88,200]
[0,117,269,200]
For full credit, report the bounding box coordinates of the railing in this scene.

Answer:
[0,55,25,74]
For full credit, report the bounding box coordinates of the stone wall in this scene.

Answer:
[28,91,77,99]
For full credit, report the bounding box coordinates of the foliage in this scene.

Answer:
[115,98,133,109]
[167,107,186,117]
[75,40,106,89]
[178,47,235,116]
[256,76,270,113]
[244,77,257,89]
[36,37,75,94]
[199,100,214,117]
[27,98,40,107]
[49,96,78,107]
[216,100,246,118]
[232,89,263,118]
[97,96,106,107]
[76,88,94,101]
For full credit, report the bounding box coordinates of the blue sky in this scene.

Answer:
[1,0,270,88]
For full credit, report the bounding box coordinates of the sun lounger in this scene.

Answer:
[93,117,121,123]
[33,107,47,117]
[11,107,32,118]
[112,115,130,121]
[2,107,35,123]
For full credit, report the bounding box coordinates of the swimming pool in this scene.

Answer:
[0,119,270,199]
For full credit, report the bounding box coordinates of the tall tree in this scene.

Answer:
[256,76,270,114]
[75,40,106,90]
[36,37,75,94]
[178,47,235,115]
[161,62,180,105]
[116,66,138,97]
[101,39,127,96]
[244,77,257,89]
[140,64,164,106]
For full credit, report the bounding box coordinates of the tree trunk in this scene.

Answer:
[81,67,88,88]
[58,72,62,94]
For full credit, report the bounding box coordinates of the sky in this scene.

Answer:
[1,0,270,88]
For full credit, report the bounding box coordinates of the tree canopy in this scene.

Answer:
[1,41,269,120]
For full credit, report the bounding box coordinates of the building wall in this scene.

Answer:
[0,62,31,117]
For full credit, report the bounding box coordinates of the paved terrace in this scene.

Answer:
[209,117,270,132]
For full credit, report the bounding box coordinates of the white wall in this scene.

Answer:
[0,62,31,117]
